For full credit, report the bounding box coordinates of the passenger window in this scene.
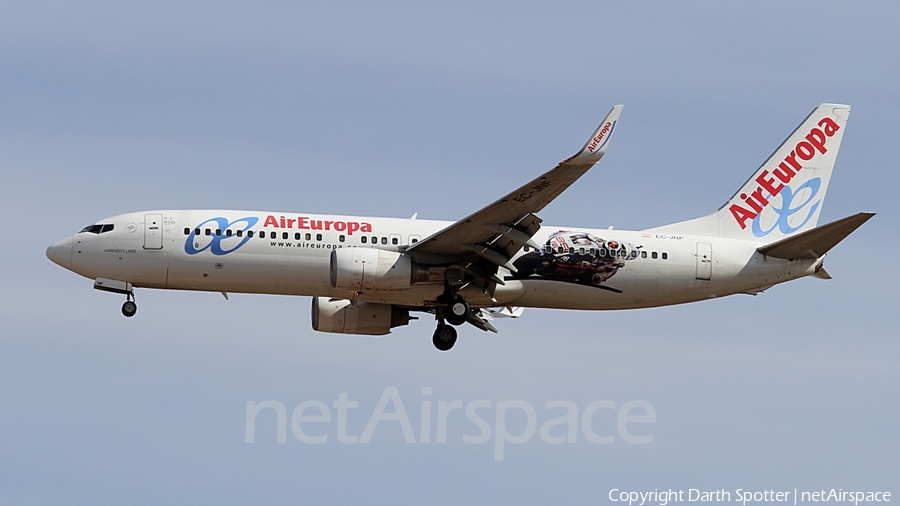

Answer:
[270,232,276,239]
[371,236,377,244]
[226,229,233,237]
[260,232,266,240]
[392,237,398,245]
[305,233,311,240]
[184,228,190,236]
[662,252,668,260]
[361,236,367,244]
[195,228,201,235]
[215,229,222,236]
[237,230,243,237]
[381,237,388,245]
[557,246,564,254]
[248,230,254,238]
[600,248,607,256]
[579,247,585,255]
[524,246,530,252]
[569,247,575,255]
[339,235,345,243]
[411,238,418,244]
[282,232,288,240]
[295,233,301,240]
[316,233,323,241]
[651,252,658,259]
[205,229,211,236]
[641,251,647,258]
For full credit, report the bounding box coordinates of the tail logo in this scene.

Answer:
[730,117,839,229]
[751,177,821,237]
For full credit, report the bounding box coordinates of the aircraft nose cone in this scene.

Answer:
[46,237,72,270]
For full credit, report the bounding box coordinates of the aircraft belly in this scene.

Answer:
[164,247,335,296]
[356,284,444,306]
[509,279,654,310]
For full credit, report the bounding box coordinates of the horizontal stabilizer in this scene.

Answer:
[757,212,874,260]
[813,266,832,279]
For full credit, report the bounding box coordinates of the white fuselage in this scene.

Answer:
[48,210,819,311]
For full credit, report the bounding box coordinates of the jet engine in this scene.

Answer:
[311,297,411,335]
[330,248,428,291]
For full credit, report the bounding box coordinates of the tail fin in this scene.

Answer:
[647,104,851,241]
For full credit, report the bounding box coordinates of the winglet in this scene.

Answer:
[567,104,624,164]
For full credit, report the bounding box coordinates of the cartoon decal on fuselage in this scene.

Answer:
[511,231,641,293]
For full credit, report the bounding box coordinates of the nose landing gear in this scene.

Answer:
[122,301,137,317]
[121,292,137,317]
[93,278,138,318]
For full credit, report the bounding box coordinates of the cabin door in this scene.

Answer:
[696,242,712,280]
[144,214,164,250]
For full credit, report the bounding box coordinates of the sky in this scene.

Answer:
[1,1,898,504]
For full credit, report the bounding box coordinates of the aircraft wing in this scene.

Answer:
[406,105,623,275]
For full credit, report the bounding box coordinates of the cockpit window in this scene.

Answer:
[79,224,115,234]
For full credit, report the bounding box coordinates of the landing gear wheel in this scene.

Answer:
[432,324,458,351]
[122,300,137,317]
[445,297,469,326]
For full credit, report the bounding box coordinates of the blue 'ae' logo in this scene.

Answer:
[751,177,821,237]
[185,217,259,255]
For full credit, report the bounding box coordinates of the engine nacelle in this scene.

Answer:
[311,297,411,336]
[330,248,422,291]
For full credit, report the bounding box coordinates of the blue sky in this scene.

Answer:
[1,2,898,504]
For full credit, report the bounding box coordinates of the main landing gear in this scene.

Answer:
[432,324,457,351]
[445,296,469,326]
[432,295,469,351]
[121,292,137,317]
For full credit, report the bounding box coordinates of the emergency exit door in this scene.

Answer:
[696,242,712,280]
[144,214,163,250]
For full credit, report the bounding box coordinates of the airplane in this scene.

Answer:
[46,104,874,351]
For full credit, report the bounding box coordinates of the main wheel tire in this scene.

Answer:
[445,297,469,326]
[432,324,458,351]
[122,301,137,317]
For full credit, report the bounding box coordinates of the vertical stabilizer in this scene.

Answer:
[647,104,851,241]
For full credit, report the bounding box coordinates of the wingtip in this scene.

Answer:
[569,104,623,163]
